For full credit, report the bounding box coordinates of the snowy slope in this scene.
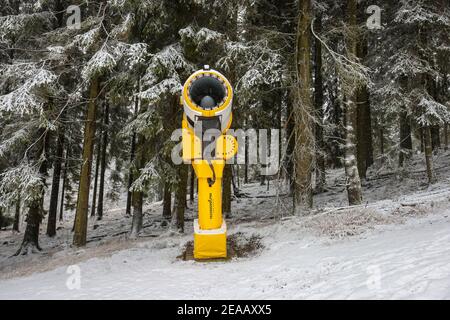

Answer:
[0,210,449,299]
[1,151,450,299]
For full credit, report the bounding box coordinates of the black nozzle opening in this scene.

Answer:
[189,76,226,110]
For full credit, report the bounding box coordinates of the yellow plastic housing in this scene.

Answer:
[194,219,227,259]
[215,134,238,160]
[180,68,237,260]
[181,116,202,161]
[193,160,225,230]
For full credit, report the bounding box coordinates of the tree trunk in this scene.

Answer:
[356,86,372,178]
[231,165,239,196]
[13,193,20,232]
[424,126,435,183]
[430,126,440,150]
[379,127,385,155]
[244,135,249,184]
[59,147,68,221]
[16,200,42,254]
[73,77,99,247]
[173,164,188,233]
[126,94,139,217]
[419,127,424,153]
[313,14,325,192]
[90,129,102,217]
[329,79,343,168]
[96,100,109,221]
[344,0,363,205]
[428,79,441,151]
[130,134,145,238]
[285,88,296,189]
[130,190,143,237]
[130,78,146,238]
[125,132,136,217]
[293,0,314,209]
[444,122,448,150]
[355,34,373,179]
[46,126,65,237]
[162,182,172,219]
[222,164,232,217]
[399,109,413,167]
[189,166,195,203]
[15,128,48,255]
[130,188,144,238]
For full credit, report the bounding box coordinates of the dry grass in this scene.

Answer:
[0,236,146,280]
[393,204,428,217]
[301,208,403,239]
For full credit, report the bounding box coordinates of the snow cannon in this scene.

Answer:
[181,65,238,260]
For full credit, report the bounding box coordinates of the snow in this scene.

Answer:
[82,49,117,81]
[1,151,450,299]
[70,28,101,54]
[0,210,449,299]
[0,68,58,114]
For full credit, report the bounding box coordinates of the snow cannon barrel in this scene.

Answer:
[181,66,233,134]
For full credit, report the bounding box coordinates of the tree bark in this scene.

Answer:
[130,187,144,238]
[379,127,385,156]
[356,86,372,178]
[313,14,325,192]
[162,182,172,219]
[329,79,343,168]
[444,122,448,150]
[173,164,188,233]
[231,165,239,196]
[293,0,314,209]
[399,109,412,167]
[17,199,42,254]
[13,193,20,232]
[59,147,68,221]
[90,129,102,218]
[424,126,435,183]
[222,164,232,216]
[355,33,373,179]
[46,126,64,237]
[189,166,195,203]
[73,77,99,247]
[126,94,139,217]
[398,73,412,167]
[96,100,109,221]
[15,128,48,254]
[244,136,249,184]
[130,133,146,238]
[430,126,440,150]
[344,0,363,205]
[125,133,136,217]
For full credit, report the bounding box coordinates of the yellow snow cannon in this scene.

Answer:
[181,66,238,260]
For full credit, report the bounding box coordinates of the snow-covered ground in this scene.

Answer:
[0,210,449,299]
[1,150,450,299]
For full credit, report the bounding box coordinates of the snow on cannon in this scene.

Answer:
[181,65,238,260]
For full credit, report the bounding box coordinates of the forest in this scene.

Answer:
[0,0,450,299]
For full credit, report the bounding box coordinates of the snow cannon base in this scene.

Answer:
[193,219,227,260]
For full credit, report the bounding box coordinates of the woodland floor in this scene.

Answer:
[0,150,450,299]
